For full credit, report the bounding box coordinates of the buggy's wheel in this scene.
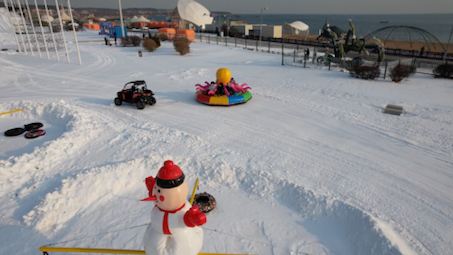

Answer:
[136,99,145,110]
[149,97,156,105]
[114,97,122,106]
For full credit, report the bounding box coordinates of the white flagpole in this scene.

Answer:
[118,0,125,39]
[43,0,59,61]
[24,0,41,57]
[9,0,27,53]
[16,0,34,55]
[67,0,81,65]
[3,0,22,53]
[34,0,50,59]
[55,0,69,62]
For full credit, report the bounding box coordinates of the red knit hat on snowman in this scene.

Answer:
[141,160,185,201]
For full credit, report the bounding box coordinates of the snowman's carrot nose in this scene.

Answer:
[141,196,157,201]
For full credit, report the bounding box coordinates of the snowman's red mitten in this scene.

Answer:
[184,205,207,227]
[145,176,155,197]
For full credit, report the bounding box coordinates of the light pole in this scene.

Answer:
[259,7,269,50]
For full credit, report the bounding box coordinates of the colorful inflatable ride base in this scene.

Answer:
[195,90,252,106]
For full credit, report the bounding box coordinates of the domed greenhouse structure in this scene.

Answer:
[364,26,446,53]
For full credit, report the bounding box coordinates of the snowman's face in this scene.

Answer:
[153,181,189,211]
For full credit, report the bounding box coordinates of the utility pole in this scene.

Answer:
[259,7,268,50]
[443,25,453,62]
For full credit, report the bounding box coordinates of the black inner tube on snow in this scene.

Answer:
[4,127,26,137]
[24,122,43,131]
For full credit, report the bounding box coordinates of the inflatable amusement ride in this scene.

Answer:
[195,68,252,106]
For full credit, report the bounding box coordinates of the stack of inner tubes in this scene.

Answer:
[4,122,45,139]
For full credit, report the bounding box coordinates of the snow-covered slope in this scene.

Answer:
[1,8,453,255]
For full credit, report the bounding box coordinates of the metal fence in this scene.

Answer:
[123,31,449,79]
[195,34,315,59]
[194,33,450,78]
[301,53,447,79]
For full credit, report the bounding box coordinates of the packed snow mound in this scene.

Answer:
[23,157,155,235]
[0,101,74,160]
[21,146,402,254]
[0,100,105,164]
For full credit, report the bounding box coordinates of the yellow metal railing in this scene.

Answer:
[39,246,252,255]
[0,108,23,115]
[39,246,145,254]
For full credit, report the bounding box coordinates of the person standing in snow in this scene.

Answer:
[141,160,206,255]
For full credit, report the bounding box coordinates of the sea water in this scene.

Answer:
[213,13,453,43]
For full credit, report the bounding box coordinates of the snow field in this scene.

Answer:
[1,101,402,255]
[1,7,453,254]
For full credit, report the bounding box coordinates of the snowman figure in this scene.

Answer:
[141,160,207,255]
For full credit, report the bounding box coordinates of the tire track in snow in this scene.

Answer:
[0,57,117,96]
[25,73,51,91]
[68,45,117,77]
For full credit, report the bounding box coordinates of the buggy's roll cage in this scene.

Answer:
[123,80,147,90]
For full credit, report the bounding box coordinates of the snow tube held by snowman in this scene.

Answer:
[193,192,216,213]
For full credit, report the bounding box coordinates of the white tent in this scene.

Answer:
[285,21,309,39]
[177,0,213,29]
[41,15,54,23]
[129,16,139,23]
[135,16,150,23]
[60,8,71,22]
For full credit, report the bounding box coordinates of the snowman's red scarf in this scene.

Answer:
[156,204,186,235]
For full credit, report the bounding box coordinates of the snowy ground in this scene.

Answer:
[1,8,453,255]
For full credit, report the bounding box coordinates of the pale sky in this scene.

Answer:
[55,0,453,15]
